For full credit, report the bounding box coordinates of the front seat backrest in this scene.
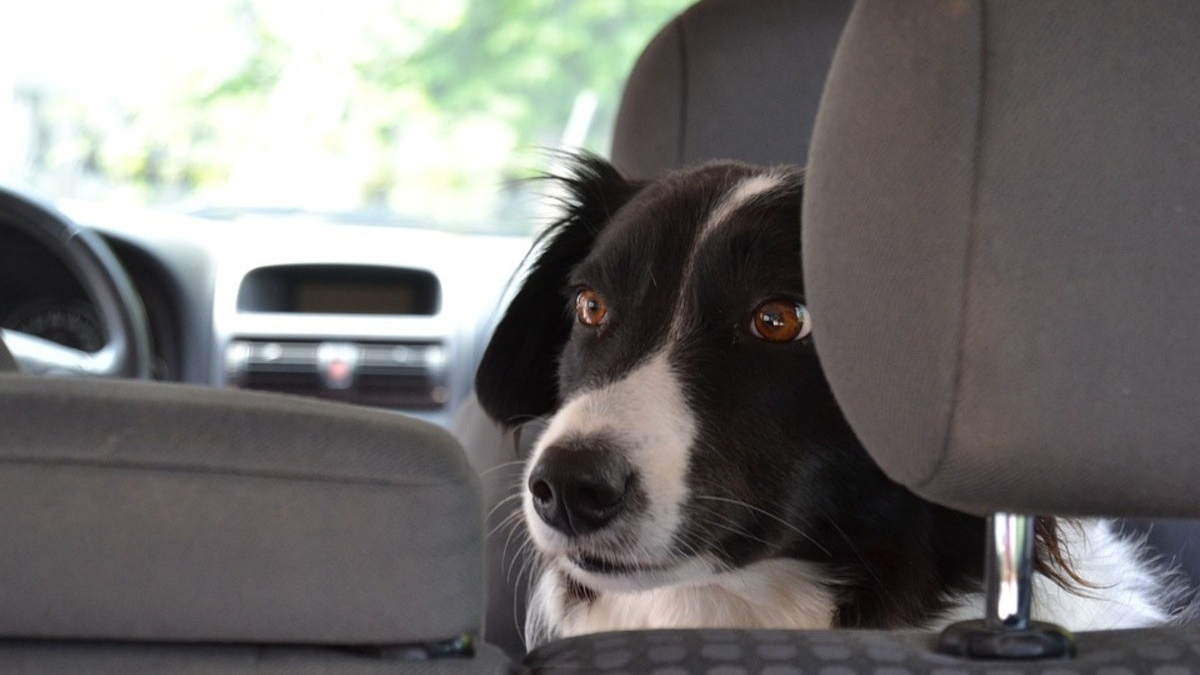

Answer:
[0,376,507,674]
[805,1,1200,518]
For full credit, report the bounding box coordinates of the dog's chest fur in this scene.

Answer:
[528,559,836,647]
[526,519,1178,646]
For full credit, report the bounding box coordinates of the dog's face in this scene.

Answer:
[477,156,862,595]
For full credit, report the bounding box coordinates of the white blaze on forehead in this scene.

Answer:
[698,171,789,243]
[525,351,695,555]
[668,170,790,342]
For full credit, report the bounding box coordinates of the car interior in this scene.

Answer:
[2,0,1199,673]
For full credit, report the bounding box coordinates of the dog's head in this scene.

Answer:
[477,154,867,594]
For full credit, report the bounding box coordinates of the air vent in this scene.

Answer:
[225,339,448,410]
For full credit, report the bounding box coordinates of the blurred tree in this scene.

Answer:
[359,0,687,155]
[23,0,689,226]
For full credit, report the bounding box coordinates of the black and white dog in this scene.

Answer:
[475,155,1178,649]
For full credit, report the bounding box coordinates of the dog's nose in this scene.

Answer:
[528,443,632,537]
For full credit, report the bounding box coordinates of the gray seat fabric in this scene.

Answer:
[0,642,513,675]
[611,0,851,179]
[452,395,545,659]
[0,374,493,669]
[797,0,1200,663]
[524,627,1200,675]
[804,0,1200,519]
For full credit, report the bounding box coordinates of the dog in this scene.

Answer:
[474,154,1182,649]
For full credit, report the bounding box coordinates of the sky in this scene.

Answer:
[8,1,241,97]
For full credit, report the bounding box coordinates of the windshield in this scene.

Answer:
[3,0,689,234]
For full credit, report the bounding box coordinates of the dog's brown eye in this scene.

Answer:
[750,299,811,343]
[576,288,608,327]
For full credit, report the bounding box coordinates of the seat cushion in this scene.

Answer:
[0,375,482,645]
[452,394,547,658]
[0,640,513,675]
[525,628,1200,675]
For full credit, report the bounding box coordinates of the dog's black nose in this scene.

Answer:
[528,443,633,537]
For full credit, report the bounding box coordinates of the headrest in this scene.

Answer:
[611,0,851,178]
[0,376,482,645]
[804,0,1200,518]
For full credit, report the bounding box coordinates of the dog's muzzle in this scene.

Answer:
[527,442,633,537]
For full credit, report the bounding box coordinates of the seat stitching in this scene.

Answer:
[923,0,989,490]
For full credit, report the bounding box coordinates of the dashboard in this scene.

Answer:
[1,228,105,352]
[0,194,532,428]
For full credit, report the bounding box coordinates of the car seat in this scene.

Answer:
[0,375,510,674]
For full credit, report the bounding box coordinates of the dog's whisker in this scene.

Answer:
[504,529,531,578]
[693,494,831,557]
[499,519,527,562]
[512,554,535,642]
[515,551,548,648]
[486,495,524,524]
[476,459,528,478]
[489,507,526,540]
[486,492,526,524]
[486,514,522,541]
[814,501,925,618]
[506,534,536,583]
[669,533,707,564]
[509,545,531,590]
[693,508,778,550]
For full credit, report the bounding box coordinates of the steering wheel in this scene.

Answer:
[0,188,152,379]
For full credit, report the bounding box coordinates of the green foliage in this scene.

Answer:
[359,0,689,153]
[199,3,288,104]
[26,0,692,228]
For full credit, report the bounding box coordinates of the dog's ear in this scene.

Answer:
[476,153,642,427]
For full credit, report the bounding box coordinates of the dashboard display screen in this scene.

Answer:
[292,281,418,315]
[237,265,440,316]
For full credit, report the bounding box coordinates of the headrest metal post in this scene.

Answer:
[986,512,1034,630]
[936,512,1075,660]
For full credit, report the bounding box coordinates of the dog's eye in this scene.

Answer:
[576,288,609,327]
[750,299,811,343]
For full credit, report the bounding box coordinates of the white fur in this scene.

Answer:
[935,520,1179,631]
[671,172,788,343]
[524,351,696,574]
[529,558,836,647]
[700,172,787,241]
[528,519,1179,647]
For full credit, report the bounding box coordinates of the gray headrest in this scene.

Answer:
[611,0,851,179]
[0,375,482,645]
[804,0,1200,518]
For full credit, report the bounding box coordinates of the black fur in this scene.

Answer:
[477,154,995,628]
[476,154,643,424]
